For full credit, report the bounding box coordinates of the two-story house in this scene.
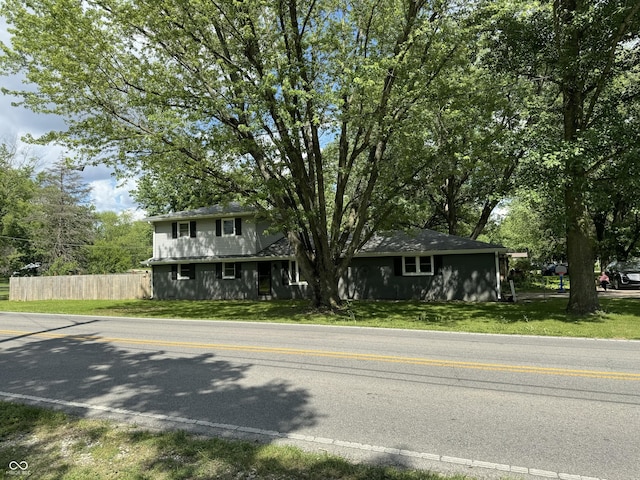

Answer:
[144,203,507,301]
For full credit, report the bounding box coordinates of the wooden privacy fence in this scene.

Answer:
[10,273,151,301]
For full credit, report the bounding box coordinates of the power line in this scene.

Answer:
[0,235,151,251]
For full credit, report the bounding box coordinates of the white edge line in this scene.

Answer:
[0,390,607,480]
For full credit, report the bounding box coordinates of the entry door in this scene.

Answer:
[257,261,272,296]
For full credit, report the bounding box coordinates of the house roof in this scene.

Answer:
[144,202,257,222]
[249,229,505,261]
[357,229,506,255]
[252,231,505,260]
[256,237,292,257]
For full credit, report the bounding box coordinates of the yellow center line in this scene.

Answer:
[2,329,639,381]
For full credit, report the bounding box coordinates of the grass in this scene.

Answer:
[0,296,638,339]
[0,281,8,301]
[0,401,473,480]
[510,274,571,292]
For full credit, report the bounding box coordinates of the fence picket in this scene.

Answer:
[9,273,151,301]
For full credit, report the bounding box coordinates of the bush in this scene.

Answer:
[508,258,534,281]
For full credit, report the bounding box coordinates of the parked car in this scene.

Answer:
[605,259,640,289]
[11,262,41,277]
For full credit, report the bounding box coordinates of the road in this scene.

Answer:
[1,312,639,480]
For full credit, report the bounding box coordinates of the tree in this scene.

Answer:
[483,0,640,314]
[132,167,229,217]
[0,139,38,277]
[588,67,640,266]
[87,211,152,274]
[28,159,96,275]
[491,194,566,265]
[1,0,469,309]
[394,60,530,238]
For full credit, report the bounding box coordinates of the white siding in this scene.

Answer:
[153,217,280,259]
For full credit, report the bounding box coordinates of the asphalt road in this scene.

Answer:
[1,312,639,480]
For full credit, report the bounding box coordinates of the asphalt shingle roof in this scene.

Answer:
[144,202,256,222]
[358,229,505,254]
[253,229,504,259]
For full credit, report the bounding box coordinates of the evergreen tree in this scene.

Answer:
[29,159,96,275]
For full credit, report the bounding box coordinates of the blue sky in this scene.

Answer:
[0,17,144,218]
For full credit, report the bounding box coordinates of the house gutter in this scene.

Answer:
[354,248,508,257]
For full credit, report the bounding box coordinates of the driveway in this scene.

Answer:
[518,287,640,300]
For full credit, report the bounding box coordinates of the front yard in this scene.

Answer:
[1,295,638,339]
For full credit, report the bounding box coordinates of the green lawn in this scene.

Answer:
[0,401,467,480]
[1,296,638,339]
[511,274,571,292]
[0,281,8,301]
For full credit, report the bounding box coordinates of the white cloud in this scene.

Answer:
[84,168,146,219]
[1,17,143,216]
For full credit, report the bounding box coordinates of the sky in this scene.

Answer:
[0,18,145,218]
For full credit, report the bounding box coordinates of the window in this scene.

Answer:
[179,222,190,237]
[216,262,241,279]
[216,218,242,236]
[223,219,235,235]
[288,260,307,284]
[404,256,417,273]
[402,255,433,276]
[223,262,237,279]
[171,264,195,280]
[179,264,192,279]
[171,221,196,238]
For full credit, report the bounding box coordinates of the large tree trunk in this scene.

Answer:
[558,0,600,314]
[288,231,344,311]
[309,270,342,311]
[565,181,599,314]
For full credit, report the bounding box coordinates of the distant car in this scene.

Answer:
[11,262,42,277]
[605,259,640,289]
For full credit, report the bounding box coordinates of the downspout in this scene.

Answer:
[150,222,157,299]
[495,251,502,300]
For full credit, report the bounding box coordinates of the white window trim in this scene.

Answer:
[222,262,236,279]
[178,221,191,238]
[222,218,236,236]
[402,255,434,276]
[177,264,192,280]
[289,260,308,285]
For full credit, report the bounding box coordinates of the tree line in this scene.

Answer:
[1,0,639,313]
[0,143,152,278]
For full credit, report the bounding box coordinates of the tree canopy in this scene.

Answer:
[0,139,37,277]
[481,0,640,313]
[2,0,472,308]
[2,0,639,312]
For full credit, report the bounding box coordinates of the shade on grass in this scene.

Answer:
[0,401,465,480]
[0,297,638,339]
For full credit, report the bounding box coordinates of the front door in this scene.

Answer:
[257,261,272,296]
